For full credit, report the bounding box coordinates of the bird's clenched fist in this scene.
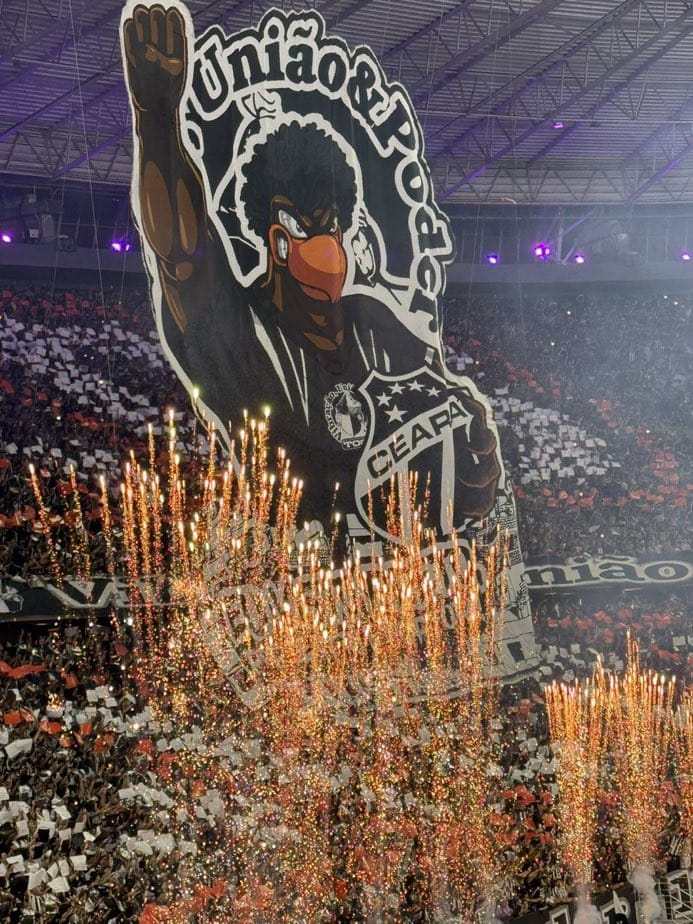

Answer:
[123,4,187,114]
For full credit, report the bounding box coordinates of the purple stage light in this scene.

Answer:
[573,252,585,264]
[0,232,13,244]
[486,252,499,265]
[533,242,551,260]
[681,251,691,262]
[111,241,123,252]
[552,120,564,129]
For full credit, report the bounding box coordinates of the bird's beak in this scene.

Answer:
[286,233,347,304]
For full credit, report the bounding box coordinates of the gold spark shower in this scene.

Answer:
[28,462,62,587]
[63,415,512,922]
[609,636,676,875]
[674,690,693,846]
[26,414,691,920]
[545,664,610,894]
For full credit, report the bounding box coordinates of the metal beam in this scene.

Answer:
[0,0,92,67]
[56,0,377,140]
[0,0,235,153]
[326,0,372,29]
[380,1,472,63]
[48,84,126,135]
[427,158,693,204]
[1,0,472,181]
[0,4,123,93]
[620,89,693,167]
[0,74,104,144]
[427,0,643,160]
[611,81,693,201]
[52,130,127,179]
[8,124,693,202]
[409,0,564,108]
[525,24,693,165]
[316,0,345,17]
[627,139,693,201]
[439,6,693,202]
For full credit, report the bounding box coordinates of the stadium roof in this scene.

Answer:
[3,0,693,205]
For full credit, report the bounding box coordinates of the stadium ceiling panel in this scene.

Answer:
[2,0,693,204]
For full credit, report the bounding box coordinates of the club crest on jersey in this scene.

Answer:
[324,383,367,449]
[355,367,475,538]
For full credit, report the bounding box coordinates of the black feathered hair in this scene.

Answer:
[241,121,358,241]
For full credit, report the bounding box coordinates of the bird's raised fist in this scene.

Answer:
[123,4,187,114]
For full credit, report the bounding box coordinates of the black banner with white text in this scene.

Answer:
[0,550,691,621]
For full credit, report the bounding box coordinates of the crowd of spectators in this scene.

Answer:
[443,286,692,561]
[0,624,210,921]
[0,593,688,921]
[0,278,690,920]
[0,284,195,581]
[0,282,690,577]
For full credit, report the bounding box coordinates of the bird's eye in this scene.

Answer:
[277,210,307,239]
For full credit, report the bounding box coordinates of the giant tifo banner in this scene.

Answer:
[1,550,691,618]
[0,552,693,617]
[526,552,693,594]
[119,2,535,668]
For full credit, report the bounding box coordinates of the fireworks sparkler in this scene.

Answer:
[545,664,609,910]
[610,636,676,922]
[674,690,692,855]
[28,462,62,586]
[33,415,511,922]
[26,411,692,920]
